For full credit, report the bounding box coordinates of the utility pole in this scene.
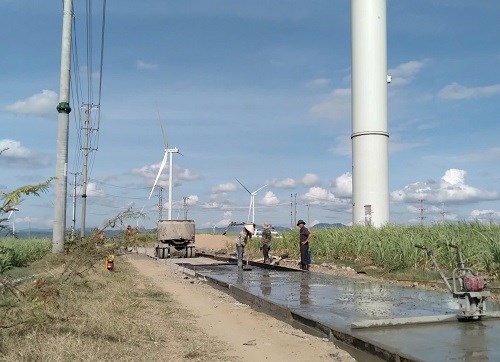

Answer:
[440,203,447,223]
[182,196,189,220]
[158,186,163,221]
[80,104,90,237]
[52,0,73,253]
[294,193,297,227]
[418,199,426,225]
[70,172,79,232]
[79,103,99,238]
[290,193,293,229]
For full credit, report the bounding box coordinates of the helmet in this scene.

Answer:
[244,223,255,235]
[296,219,306,226]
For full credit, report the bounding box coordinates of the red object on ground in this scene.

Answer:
[106,260,114,271]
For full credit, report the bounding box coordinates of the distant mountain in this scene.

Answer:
[310,223,346,229]
[11,223,345,238]
[12,227,155,239]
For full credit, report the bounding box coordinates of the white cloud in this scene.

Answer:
[0,139,50,169]
[185,195,199,205]
[308,88,351,122]
[331,172,352,198]
[470,209,499,220]
[438,83,500,100]
[79,182,105,197]
[301,173,321,187]
[391,169,498,204]
[260,191,279,206]
[306,78,331,89]
[267,177,296,188]
[214,211,233,227]
[388,60,426,86]
[441,168,465,186]
[212,182,238,193]
[302,187,337,204]
[137,60,158,70]
[131,162,198,186]
[202,202,222,209]
[131,162,169,187]
[174,165,200,181]
[4,90,58,117]
[0,139,30,158]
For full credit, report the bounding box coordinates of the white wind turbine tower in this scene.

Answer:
[7,207,19,236]
[148,117,180,220]
[235,178,267,224]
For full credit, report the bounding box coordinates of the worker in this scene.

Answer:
[235,223,254,269]
[125,225,133,238]
[261,221,272,264]
[297,219,312,271]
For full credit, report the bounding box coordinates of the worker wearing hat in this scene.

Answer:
[261,222,272,264]
[297,219,312,271]
[235,223,255,269]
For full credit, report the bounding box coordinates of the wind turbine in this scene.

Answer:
[7,207,19,237]
[235,178,267,224]
[148,115,180,220]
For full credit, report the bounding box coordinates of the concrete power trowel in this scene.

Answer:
[415,243,489,321]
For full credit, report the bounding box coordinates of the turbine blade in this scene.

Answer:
[157,110,169,149]
[253,184,268,195]
[235,177,251,194]
[148,151,169,199]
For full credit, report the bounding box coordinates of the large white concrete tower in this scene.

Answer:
[351,0,389,226]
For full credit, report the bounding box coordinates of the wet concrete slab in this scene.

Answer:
[173,260,500,361]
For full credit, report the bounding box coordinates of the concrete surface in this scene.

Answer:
[149,254,500,361]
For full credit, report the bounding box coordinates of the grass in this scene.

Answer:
[0,228,231,361]
[245,222,500,277]
[0,237,51,273]
[0,253,229,361]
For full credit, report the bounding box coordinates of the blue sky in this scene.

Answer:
[1,0,499,232]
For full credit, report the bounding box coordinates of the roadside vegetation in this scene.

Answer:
[0,225,225,361]
[0,238,51,274]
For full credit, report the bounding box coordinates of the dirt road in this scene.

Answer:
[127,254,355,361]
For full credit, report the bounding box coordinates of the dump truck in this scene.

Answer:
[154,220,195,258]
